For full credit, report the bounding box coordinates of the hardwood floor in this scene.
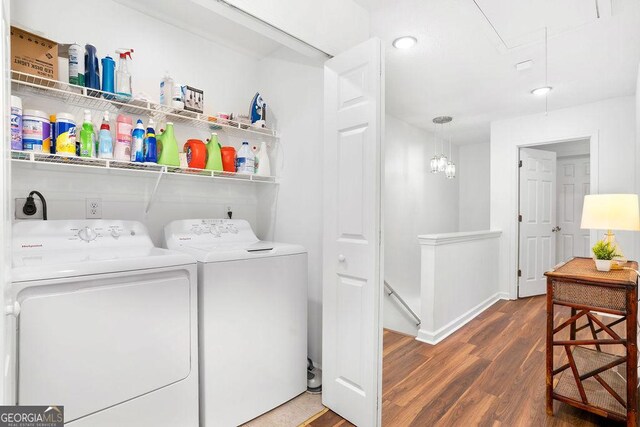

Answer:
[308,296,625,426]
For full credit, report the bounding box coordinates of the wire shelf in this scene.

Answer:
[11,71,278,139]
[11,151,278,184]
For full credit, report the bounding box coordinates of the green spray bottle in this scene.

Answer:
[205,132,223,171]
[79,109,95,157]
[157,122,180,166]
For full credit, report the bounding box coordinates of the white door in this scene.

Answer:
[556,156,591,263]
[518,148,557,298]
[322,38,383,427]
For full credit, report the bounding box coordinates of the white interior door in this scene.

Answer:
[322,38,383,427]
[518,148,557,298]
[556,155,591,263]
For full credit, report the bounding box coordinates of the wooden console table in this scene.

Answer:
[545,257,639,425]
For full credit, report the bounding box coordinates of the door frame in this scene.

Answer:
[514,132,599,299]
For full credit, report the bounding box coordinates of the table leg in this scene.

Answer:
[626,288,637,427]
[546,280,554,416]
[570,307,577,340]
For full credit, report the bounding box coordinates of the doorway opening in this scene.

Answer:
[517,138,591,298]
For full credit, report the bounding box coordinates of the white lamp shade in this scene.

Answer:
[580,194,640,231]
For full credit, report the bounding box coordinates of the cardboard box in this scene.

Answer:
[11,26,58,81]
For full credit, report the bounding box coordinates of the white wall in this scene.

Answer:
[458,143,490,231]
[490,96,637,299]
[384,115,459,336]
[256,48,324,365]
[12,0,259,115]
[227,0,370,56]
[417,231,503,344]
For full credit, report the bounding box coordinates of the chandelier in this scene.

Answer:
[430,116,455,179]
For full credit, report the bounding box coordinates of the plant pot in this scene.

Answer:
[594,259,612,272]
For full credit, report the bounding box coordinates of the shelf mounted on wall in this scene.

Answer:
[10,71,279,139]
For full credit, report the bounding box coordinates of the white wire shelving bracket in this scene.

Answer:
[11,71,279,140]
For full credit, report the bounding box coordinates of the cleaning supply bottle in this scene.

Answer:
[130,119,145,162]
[172,83,184,110]
[101,55,115,99]
[143,119,157,163]
[160,72,174,107]
[255,141,271,176]
[114,114,132,161]
[84,44,100,96]
[115,49,134,101]
[236,141,255,174]
[157,122,180,166]
[98,111,113,159]
[205,133,223,171]
[79,110,95,157]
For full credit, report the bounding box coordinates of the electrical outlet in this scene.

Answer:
[86,198,102,219]
[15,198,44,220]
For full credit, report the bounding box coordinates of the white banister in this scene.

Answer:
[416,229,505,345]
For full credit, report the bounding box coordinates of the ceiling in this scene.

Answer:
[355,0,640,144]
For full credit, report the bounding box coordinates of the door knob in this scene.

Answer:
[552,226,561,232]
[338,254,346,262]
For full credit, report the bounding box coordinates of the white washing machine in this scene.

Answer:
[11,220,199,426]
[163,219,307,427]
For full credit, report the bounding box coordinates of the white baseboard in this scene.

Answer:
[416,292,509,345]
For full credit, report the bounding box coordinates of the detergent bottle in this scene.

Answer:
[236,141,255,174]
[143,119,157,163]
[79,110,95,157]
[157,122,180,166]
[84,44,100,96]
[130,119,145,162]
[98,111,113,159]
[255,141,271,176]
[113,114,132,161]
[115,48,133,101]
[205,133,223,171]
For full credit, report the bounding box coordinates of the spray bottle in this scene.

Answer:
[144,119,157,163]
[115,49,134,101]
[131,119,145,162]
[98,111,113,159]
[79,110,95,157]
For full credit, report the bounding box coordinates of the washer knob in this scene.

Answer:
[78,226,97,242]
[111,229,120,239]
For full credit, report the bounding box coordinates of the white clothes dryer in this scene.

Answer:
[11,220,199,426]
[163,219,307,427]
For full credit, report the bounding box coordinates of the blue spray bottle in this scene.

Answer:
[98,111,113,159]
[143,119,157,163]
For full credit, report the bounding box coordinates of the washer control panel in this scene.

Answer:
[164,219,258,247]
[13,220,152,251]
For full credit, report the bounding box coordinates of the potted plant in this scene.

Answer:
[592,240,620,272]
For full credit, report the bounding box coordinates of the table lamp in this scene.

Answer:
[580,194,640,266]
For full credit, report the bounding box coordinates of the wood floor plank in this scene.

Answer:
[312,295,627,426]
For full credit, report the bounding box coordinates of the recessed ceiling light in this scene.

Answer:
[392,36,417,49]
[531,86,552,96]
